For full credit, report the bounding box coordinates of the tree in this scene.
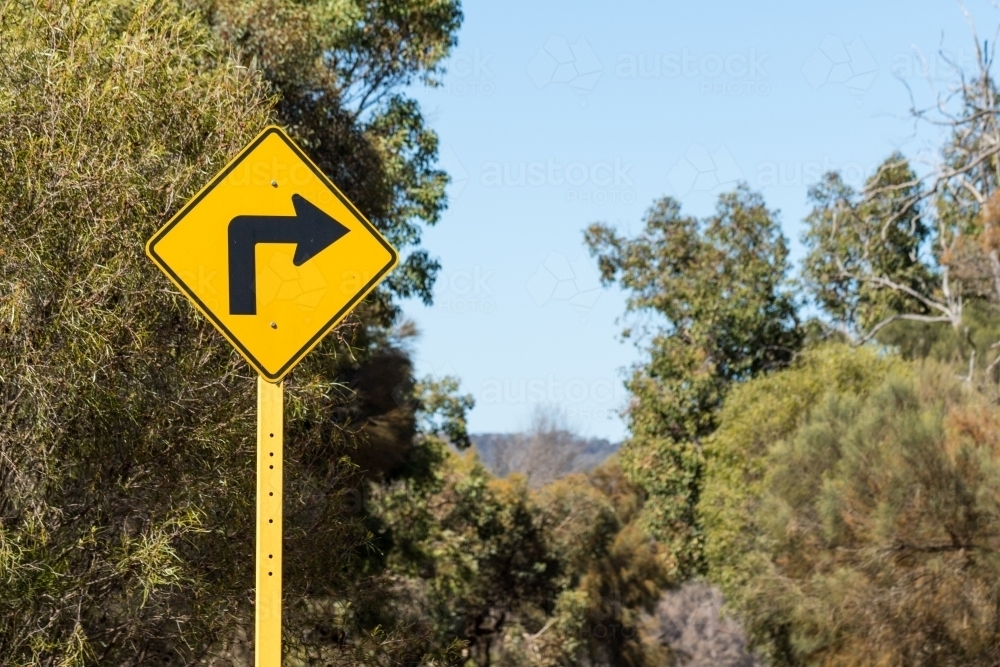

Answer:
[801,34,1000,377]
[529,464,670,667]
[0,1,275,662]
[371,443,675,667]
[585,185,802,579]
[802,157,939,340]
[0,0,466,663]
[698,345,901,666]
[373,448,564,665]
[702,345,1000,666]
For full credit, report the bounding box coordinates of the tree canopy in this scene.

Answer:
[585,185,802,580]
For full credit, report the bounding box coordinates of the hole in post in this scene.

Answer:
[270,433,274,438]
[269,492,273,496]
[269,465,273,469]
[269,519,273,523]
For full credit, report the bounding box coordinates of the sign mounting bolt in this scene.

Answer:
[270,322,277,329]
[271,180,278,188]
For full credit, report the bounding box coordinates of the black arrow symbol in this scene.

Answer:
[228,194,350,315]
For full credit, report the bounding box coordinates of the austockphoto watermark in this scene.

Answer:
[480,375,624,408]
[802,35,877,98]
[340,486,371,514]
[438,145,469,201]
[616,48,770,96]
[526,252,602,324]
[432,265,496,314]
[565,189,635,204]
[580,591,639,639]
[889,48,977,81]
[667,144,882,195]
[805,37,979,101]
[479,157,636,203]
[753,157,880,188]
[667,143,743,196]
[528,35,603,97]
[446,48,495,97]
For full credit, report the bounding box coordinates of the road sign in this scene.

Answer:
[146,127,400,665]
[146,125,398,382]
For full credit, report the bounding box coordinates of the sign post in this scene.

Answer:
[256,377,283,664]
[146,126,399,664]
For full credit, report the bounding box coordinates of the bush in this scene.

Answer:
[703,344,1000,665]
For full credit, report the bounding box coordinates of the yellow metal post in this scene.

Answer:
[256,377,283,665]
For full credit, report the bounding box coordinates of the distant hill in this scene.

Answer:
[470,431,618,487]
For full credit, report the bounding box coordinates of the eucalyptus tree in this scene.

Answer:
[585,186,802,579]
[803,36,1000,378]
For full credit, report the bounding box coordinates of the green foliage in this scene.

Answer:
[0,0,464,663]
[373,455,672,666]
[699,344,901,664]
[587,187,801,439]
[876,299,1000,372]
[377,452,560,664]
[413,375,477,451]
[586,185,801,579]
[701,343,1000,666]
[0,1,273,661]
[531,466,670,667]
[802,155,935,334]
[210,0,462,312]
[25,2,1000,666]
[596,31,1000,667]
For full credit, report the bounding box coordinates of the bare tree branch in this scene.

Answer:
[855,313,955,346]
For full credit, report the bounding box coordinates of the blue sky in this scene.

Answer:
[404,0,997,441]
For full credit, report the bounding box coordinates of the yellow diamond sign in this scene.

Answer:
[146,126,398,382]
